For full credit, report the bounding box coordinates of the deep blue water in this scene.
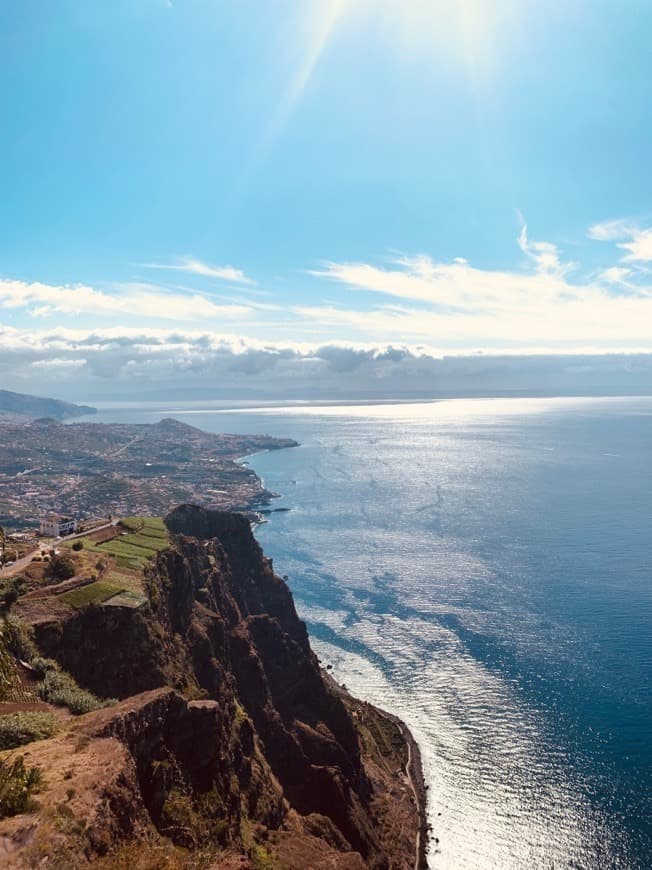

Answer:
[90,396,652,868]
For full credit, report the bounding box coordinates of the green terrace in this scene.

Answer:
[59,516,170,609]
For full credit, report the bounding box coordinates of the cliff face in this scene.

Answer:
[4,506,422,868]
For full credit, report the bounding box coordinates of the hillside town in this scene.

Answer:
[0,417,297,534]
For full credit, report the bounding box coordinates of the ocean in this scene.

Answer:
[90,396,652,869]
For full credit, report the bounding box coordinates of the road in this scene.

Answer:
[0,520,118,579]
[0,550,35,579]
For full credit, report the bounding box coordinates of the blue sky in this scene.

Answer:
[2,0,652,398]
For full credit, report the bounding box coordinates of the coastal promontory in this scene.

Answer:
[0,505,425,868]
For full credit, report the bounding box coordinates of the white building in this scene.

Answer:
[39,514,77,538]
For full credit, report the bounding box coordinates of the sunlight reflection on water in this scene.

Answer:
[90,396,652,868]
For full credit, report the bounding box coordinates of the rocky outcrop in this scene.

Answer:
[5,505,423,868]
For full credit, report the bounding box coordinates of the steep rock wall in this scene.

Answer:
[28,506,388,862]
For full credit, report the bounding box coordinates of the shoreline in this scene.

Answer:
[377,704,429,870]
[322,668,429,869]
[246,444,430,867]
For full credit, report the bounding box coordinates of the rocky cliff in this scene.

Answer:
[0,506,424,868]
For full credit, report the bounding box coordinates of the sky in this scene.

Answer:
[2,0,652,400]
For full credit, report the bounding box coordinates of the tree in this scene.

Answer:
[0,526,5,567]
[44,555,75,583]
[3,588,18,609]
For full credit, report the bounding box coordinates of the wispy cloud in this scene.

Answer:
[4,220,652,359]
[0,279,254,321]
[307,221,652,347]
[587,218,633,242]
[140,257,254,284]
[517,219,567,275]
[588,218,652,262]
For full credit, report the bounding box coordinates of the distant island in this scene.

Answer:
[0,389,96,423]
[0,417,297,530]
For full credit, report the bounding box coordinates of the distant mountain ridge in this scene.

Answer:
[0,389,96,421]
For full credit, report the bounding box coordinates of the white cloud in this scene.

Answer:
[599,266,631,284]
[587,219,633,242]
[588,218,652,262]
[0,278,254,322]
[141,257,254,284]
[4,221,652,376]
[305,223,652,348]
[517,220,566,274]
[619,229,652,262]
[1,324,651,400]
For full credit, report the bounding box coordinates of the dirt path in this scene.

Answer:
[0,551,34,579]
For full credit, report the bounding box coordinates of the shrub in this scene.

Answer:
[38,665,114,715]
[71,541,83,552]
[3,588,18,609]
[0,712,58,749]
[2,616,38,663]
[29,657,57,679]
[0,577,23,609]
[0,755,42,819]
[44,555,75,583]
[0,637,16,703]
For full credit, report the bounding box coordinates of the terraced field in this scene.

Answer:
[61,580,124,609]
[59,517,169,609]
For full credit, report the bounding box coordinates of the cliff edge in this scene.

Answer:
[0,505,425,868]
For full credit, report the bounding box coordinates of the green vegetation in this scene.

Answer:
[44,555,76,583]
[3,587,18,609]
[62,537,99,553]
[114,554,144,571]
[0,712,58,749]
[77,517,172,570]
[159,786,229,850]
[36,660,113,715]
[62,518,168,574]
[0,624,38,702]
[0,576,24,613]
[119,516,166,535]
[0,755,43,819]
[60,580,123,609]
[137,526,169,540]
[0,635,17,703]
[2,616,37,666]
[118,516,145,532]
[118,533,168,552]
[0,574,24,595]
[95,540,157,566]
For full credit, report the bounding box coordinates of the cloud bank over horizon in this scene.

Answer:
[1,323,651,403]
[2,219,652,401]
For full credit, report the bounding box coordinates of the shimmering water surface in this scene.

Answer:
[91,397,652,868]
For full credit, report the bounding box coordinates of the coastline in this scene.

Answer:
[322,668,429,869]
[378,704,429,870]
[246,441,430,867]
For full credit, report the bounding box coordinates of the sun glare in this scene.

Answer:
[258,0,517,167]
